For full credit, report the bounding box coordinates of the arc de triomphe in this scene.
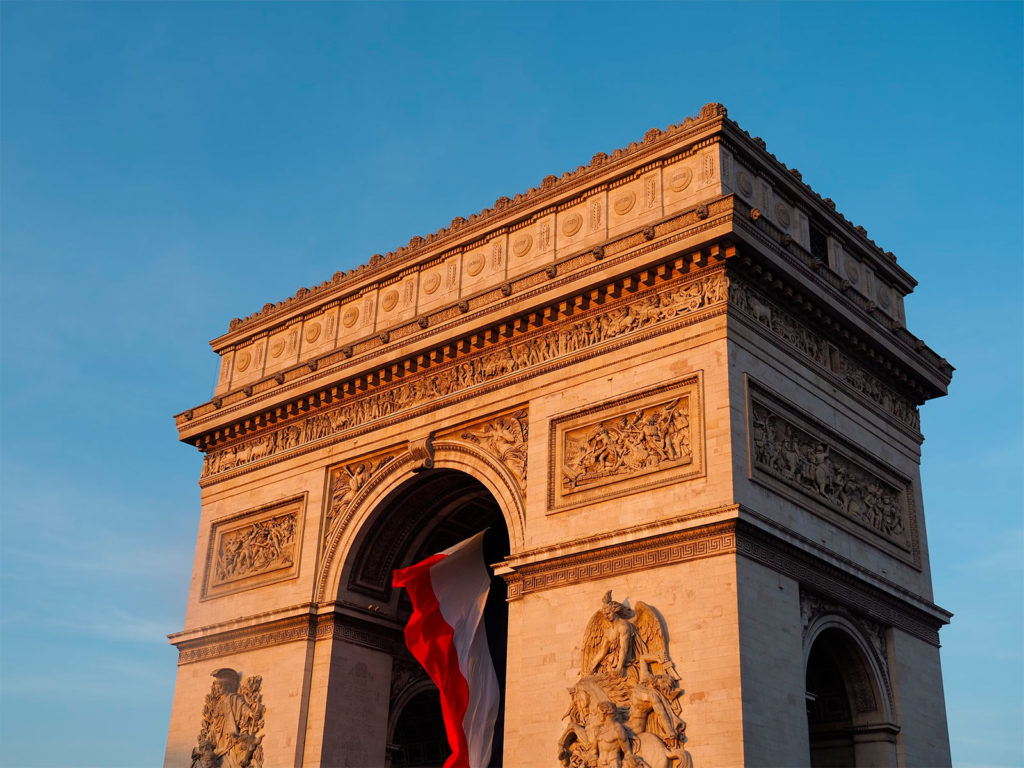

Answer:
[164,104,953,768]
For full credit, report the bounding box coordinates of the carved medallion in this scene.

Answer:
[844,259,860,284]
[551,378,704,510]
[304,321,321,344]
[774,203,792,229]
[558,592,693,768]
[341,306,359,328]
[203,497,304,599]
[269,338,285,359]
[382,289,400,312]
[235,350,251,373]
[614,190,636,216]
[562,211,584,237]
[669,168,692,192]
[202,273,728,481]
[466,252,486,276]
[423,271,442,295]
[192,668,265,768]
[512,234,533,258]
[737,170,754,198]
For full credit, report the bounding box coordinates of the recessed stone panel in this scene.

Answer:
[299,306,339,363]
[549,375,705,511]
[608,171,662,238]
[339,290,378,343]
[264,322,302,375]
[376,274,418,329]
[416,255,461,315]
[201,495,305,600]
[460,234,507,295]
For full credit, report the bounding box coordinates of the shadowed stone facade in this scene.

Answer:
[165,103,953,768]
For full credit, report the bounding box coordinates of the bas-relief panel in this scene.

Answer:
[729,278,920,433]
[192,668,265,768]
[298,307,339,363]
[745,381,919,566]
[550,377,704,511]
[202,496,305,600]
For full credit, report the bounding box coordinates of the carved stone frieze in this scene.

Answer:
[558,592,693,768]
[730,278,921,433]
[551,378,704,510]
[459,408,529,494]
[203,497,304,600]
[200,271,728,482]
[748,396,913,555]
[192,668,265,768]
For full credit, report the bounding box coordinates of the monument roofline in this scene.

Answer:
[210,103,915,351]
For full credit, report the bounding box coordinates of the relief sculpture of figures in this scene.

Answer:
[192,668,265,768]
[201,274,726,479]
[460,409,529,492]
[750,402,906,541]
[214,514,296,585]
[558,592,693,768]
[563,400,691,490]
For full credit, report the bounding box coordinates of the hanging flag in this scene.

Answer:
[392,531,499,768]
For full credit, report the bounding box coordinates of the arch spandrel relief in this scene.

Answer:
[316,407,530,603]
[559,592,693,768]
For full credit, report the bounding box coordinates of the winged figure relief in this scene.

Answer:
[559,592,693,768]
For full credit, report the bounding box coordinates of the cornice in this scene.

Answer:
[725,205,951,401]
[502,517,949,647]
[178,213,738,445]
[716,122,917,294]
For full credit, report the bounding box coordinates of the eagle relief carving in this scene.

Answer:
[558,592,693,768]
[192,668,265,768]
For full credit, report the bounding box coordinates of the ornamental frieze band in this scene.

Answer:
[746,385,917,562]
[200,270,728,481]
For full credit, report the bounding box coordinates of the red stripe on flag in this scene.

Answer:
[392,553,472,768]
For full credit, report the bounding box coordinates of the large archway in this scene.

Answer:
[344,468,510,768]
[805,624,899,768]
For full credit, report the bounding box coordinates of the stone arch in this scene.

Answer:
[316,438,526,605]
[386,675,448,767]
[804,615,899,768]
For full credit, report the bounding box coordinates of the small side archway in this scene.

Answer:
[804,616,899,768]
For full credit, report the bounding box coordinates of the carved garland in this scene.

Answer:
[200,270,728,481]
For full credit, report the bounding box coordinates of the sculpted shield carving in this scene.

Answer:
[558,592,693,768]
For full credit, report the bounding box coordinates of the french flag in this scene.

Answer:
[392,531,500,768]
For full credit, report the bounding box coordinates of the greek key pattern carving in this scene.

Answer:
[730,279,920,433]
[750,400,910,547]
[202,497,304,600]
[460,408,529,495]
[201,271,728,481]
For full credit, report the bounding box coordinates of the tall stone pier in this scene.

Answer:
[165,103,953,768]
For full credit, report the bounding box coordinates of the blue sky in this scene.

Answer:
[1,2,1020,766]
